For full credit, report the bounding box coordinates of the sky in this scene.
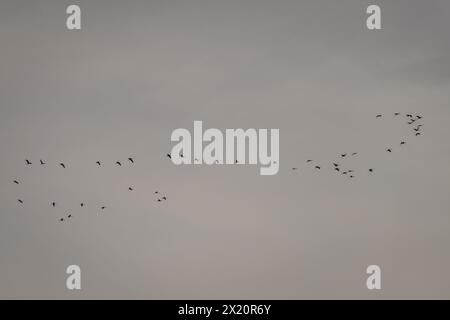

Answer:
[1,0,450,299]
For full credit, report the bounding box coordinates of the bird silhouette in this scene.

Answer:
[341,154,347,158]
[352,153,358,156]
[68,214,72,218]
[369,169,374,173]
[350,175,354,178]
[96,161,101,166]
[394,113,400,116]
[406,114,413,118]
[13,180,19,185]
[333,163,339,167]
[154,191,159,194]
[315,166,321,170]
[162,196,167,200]
[416,115,423,120]
[167,153,171,159]
[80,203,84,207]
[40,160,45,165]
[101,206,106,210]
[335,167,340,172]
[60,218,64,222]
[306,160,313,163]
[52,202,56,207]
[18,199,23,204]
[116,161,122,166]
[414,128,420,132]
[157,199,162,202]
[59,163,66,169]
[25,160,32,165]
[128,158,134,163]
[387,149,392,153]
[128,187,133,191]
[416,132,421,136]
[292,167,298,170]
[376,114,382,118]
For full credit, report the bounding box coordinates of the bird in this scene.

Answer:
[306,160,313,163]
[333,163,339,167]
[52,202,56,207]
[414,128,420,132]
[335,167,340,172]
[25,160,32,165]
[416,115,423,120]
[376,114,382,118]
[128,187,133,191]
[341,154,347,158]
[60,218,64,222]
[387,149,392,153]
[101,206,106,210]
[348,170,354,173]
[166,153,172,159]
[59,163,66,169]
[18,199,23,204]
[352,153,358,156]
[80,203,84,207]
[350,175,354,178]
[13,180,19,185]
[128,158,134,163]
[235,160,239,164]
[157,199,162,202]
[68,214,72,218]
[416,132,421,136]
[96,161,101,166]
[406,114,413,118]
[116,161,122,166]
[292,167,298,170]
[342,172,348,175]
[400,141,406,145]
[315,166,321,170]
[394,113,400,116]
[40,160,45,165]
[180,153,184,158]
[162,196,167,200]
[154,191,159,194]
[369,169,374,173]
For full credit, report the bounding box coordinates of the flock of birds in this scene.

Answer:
[13,157,169,222]
[292,112,424,178]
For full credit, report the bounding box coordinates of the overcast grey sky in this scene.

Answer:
[1,0,450,299]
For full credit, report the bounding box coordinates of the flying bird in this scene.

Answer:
[369,169,374,173]
[128,158,134,163]
[341,154,347,158]
[68,214,72,218]
[162,196,167,200]
[157,199,162,202]
[116,161,122,166]
[96,161,101,166]
[315,166,321,170]
[40,160,45,165]
[59,163,66,169]
[352,153,358,156]
[400,141,406,145]
[18,199,23,204]
[406,114,413,118]
[334,168,340,172]
[128,187,133,191]
[376,114,382,118]
[13,180,19,185]
[394,113,400,116]
[387,149,392,153]
[292,167,298,170]
[154,191,159,194]
[333,163,339,167]
[306,160,313,163]
[416,132,421,136]
[60,218,64,222]
[52,202,56,207]
[80,203,84,207]
[166,153,171,159]
[101,206,106,210]
[25,160,32,165]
